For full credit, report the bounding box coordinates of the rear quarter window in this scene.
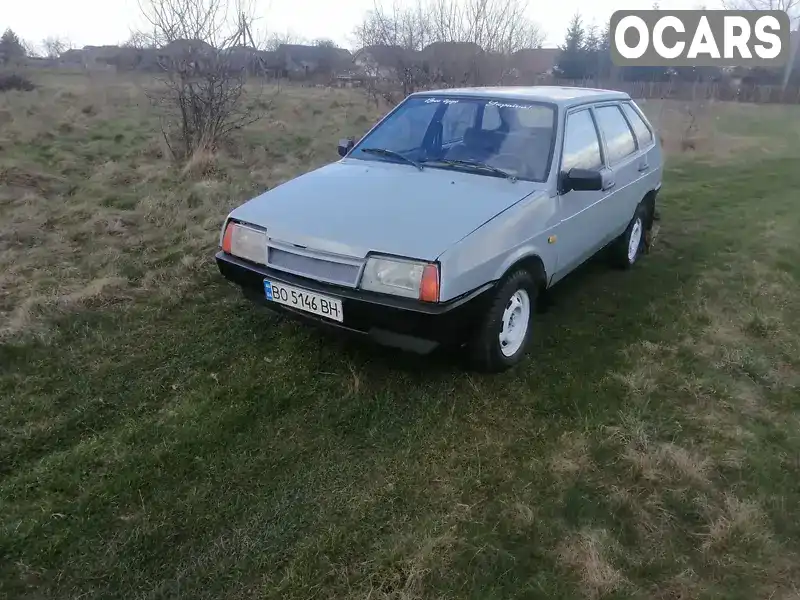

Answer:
[621,103,654,148]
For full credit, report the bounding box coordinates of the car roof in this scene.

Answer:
[411,86,630,108]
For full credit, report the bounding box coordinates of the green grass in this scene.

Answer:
[2,76,800,599]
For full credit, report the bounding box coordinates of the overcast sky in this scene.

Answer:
[6,0,708,51]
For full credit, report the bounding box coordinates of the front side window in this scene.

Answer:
[594,105,637,165]
[350,96,557,182]
[561,109,602,172]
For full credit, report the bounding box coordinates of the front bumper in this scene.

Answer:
[215,251,496,354]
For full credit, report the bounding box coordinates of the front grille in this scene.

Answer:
[266,245,362,287]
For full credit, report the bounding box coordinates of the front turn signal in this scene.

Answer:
[419,264,440,303]
[221,221,234,254]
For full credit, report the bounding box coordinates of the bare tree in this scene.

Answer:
[41,36,73,59]
[353,0,543,103]
[22,39,40,59]
[721,0,799,15]
[428,0,543,53]
[263,30,306,50]
[313,38,339,48]
[352,2,429,103]
[136,0,266,160]
[721,0,800,89]
[123,29,160,49]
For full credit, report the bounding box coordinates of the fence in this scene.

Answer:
[550,79,800,104]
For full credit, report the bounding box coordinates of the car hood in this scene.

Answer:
[228,159,545,260]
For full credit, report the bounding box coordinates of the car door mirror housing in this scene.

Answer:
[338,138,355,157]
[561,168,603,193]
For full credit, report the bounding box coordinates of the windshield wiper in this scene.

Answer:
[359,147,423,171]
[421,158,517,181]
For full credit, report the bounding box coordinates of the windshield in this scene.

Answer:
[349,96,557,182]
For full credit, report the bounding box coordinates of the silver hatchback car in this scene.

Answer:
[215,86,663,371]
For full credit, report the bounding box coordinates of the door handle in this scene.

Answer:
[602,181,616,191]
[638,162,650,172]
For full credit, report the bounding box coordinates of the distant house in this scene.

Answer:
[223,45,280,75]
[353,45,415,80]
[160,39,215,57]
[510,48,560,81]
[59,48,86,65]
[276,44,352,78]
[58,45,123,70]
[418,41,484,85]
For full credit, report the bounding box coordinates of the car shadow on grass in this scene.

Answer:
[274,237,691,379]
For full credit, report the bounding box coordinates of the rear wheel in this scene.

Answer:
[610,202,648,269]
[467,270,538,372]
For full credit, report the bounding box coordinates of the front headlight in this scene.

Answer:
[361,256,439,302]
[221,220,267,265]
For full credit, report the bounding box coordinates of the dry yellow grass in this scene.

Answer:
[558,529,626,599]
[0,73,386,341]
[3,74,796,343]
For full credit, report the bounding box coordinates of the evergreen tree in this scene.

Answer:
[555,14,587,79]
[583,24,601,79]
[597,20,613,79]
[0,28,26,64]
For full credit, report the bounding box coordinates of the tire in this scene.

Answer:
[467,270,538,373]
[610,202,648,269]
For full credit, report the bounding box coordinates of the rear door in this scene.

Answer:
[620,101,662,196]
[553,107,614,278]
[592,103,647,237]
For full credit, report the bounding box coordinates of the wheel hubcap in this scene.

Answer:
[499,289,531,358]
[628,218,643,263]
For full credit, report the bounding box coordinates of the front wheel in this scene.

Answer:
[467,270,538,373]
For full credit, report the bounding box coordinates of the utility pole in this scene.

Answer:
[783,19,799,91]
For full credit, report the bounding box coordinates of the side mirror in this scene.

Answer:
[561,168,603,193]
[337,138,355,157]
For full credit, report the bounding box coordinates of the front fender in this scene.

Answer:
[437,192,559,302]
[493,245,550,283]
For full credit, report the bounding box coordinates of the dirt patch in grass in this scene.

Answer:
[549,431,592,478]
[558,529,626,599]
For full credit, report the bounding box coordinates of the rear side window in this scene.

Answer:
[594,105,636,165]
[561,109,602,172]
[621,103,654,147]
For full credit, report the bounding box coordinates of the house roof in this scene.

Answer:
[160,39,215,55]
[419,41,484,61]
[275,44,352,72]
[411,86,630,107]
[512,48,560,73]
[278,44,350,61]
[354,44,414,66]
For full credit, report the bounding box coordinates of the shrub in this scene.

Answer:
[0,73,35,92]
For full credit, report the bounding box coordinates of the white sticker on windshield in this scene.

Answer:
[424,98,460,104]
[486,100,538,110]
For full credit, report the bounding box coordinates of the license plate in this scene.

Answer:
[263,280,343,323]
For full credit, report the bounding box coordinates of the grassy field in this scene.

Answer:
[2,73,800,599]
